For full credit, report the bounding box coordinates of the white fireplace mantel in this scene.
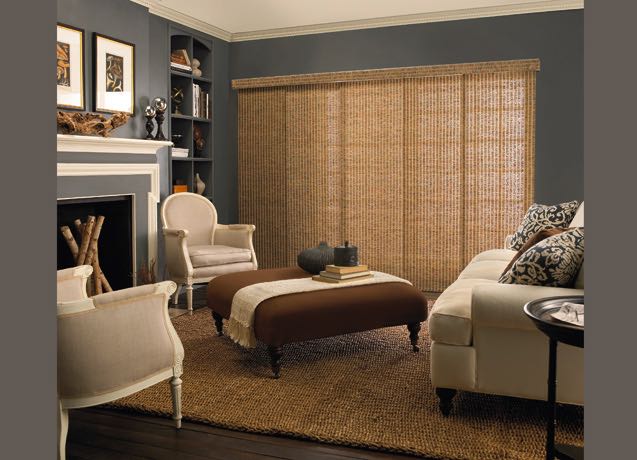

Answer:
[57,134,172,155]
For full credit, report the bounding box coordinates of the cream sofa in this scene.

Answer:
[428,203,584,415]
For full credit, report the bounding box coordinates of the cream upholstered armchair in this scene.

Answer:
[161,192,257,311]
[57,266,184,460]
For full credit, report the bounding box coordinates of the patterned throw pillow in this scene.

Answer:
[499,228,584,287]
[509,201,580,250]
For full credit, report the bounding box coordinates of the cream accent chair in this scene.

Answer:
[57,266,184,459]
[161,193,257,311]
[429,203,584,415]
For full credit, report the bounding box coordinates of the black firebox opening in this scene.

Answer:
[57,195,134,291]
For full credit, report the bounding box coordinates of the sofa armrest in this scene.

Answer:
[472,283,584,331]
[162,228,192,280]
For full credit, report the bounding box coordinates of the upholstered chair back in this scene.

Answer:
[161,193,218,246]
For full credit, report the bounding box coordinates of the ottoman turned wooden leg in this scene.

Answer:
[407,322,421,352]
[211,311,224,336]
[268,345,282,379]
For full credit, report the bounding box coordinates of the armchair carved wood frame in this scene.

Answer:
[57,266,184,459]
[161,193,258,312]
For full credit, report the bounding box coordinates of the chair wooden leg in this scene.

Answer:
[173,284,182,306]
[186,284,193,313]
[58,401,68,460]
[170,376,183,429]
[436,388,457,416]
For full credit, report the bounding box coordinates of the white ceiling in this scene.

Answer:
[138,0,583,41]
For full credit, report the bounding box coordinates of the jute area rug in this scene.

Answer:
[109,308,583,460]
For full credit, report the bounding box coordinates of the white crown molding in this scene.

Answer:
[130,0,232,41]
[131,0,582,43]
[57,134,172,155]
[57,163,161,266]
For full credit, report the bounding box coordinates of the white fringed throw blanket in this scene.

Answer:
[227,271,412,348]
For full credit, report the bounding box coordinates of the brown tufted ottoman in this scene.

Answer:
[207,267,428,377]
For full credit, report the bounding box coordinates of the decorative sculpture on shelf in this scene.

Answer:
[191,58,202,78]
[144,105,156,140]
[195,173,206,195]
[193,124,205,153]
[57,111,130,137]
[171,87,184,115]
[152,97,167,141]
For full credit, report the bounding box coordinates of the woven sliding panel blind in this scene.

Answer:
[342,80,405,277]
[237,88,288,268]
[463,71,536,262]
[404,76,464,291]
[284,84,343,266]
[235,59,538,292]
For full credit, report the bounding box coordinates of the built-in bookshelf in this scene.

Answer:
[168,26,213,200]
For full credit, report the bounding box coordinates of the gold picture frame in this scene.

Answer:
[57,23,85,110]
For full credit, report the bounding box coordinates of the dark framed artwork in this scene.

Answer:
[94,33,135,114]
[57,23,85,110]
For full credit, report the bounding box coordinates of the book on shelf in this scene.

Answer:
[318,270,371,280]
[312,274,373,284]
[192,83,211,119]
[171,49,191,66]
[325,264,369,274]
[171,63,192,72]
[172,147,189,158]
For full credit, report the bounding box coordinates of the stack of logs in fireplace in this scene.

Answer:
[60,215,112,296]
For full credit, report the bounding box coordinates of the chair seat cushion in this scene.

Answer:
[189,245,252,268]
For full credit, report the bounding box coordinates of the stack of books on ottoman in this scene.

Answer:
[313,265,372,283]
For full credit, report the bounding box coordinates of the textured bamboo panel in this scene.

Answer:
[233,59,540,89]
[404,76,464,292]
[285,84,343,266]
[238,88,288,268]
[342,80,404,277]
[464,72,536,262]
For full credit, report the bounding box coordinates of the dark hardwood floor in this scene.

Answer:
[67,409,423,460]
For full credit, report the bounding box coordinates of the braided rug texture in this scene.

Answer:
[108,307,583,459]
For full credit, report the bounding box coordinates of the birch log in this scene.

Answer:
[60,226,79,262]
[84,216,105,267]
[77,216,96,265]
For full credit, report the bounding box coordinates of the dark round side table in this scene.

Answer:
[524,296,584,460]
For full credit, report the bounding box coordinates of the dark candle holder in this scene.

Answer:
[144,106,156,140]
[152,97,167,141]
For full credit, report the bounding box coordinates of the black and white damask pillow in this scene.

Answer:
[509,201,580,250]
[499,228,584,287]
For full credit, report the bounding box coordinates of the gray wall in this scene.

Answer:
[58,0,150,138]
[230,10,584,222]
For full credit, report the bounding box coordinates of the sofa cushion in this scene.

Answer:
[458,260,511,281]
[569,202,584,227]
[429,278,497,346]
[470,249,517,263]
[189,245,252,268]
[509,201,580,250]
[501,228,570,277]
[499,228,585,287]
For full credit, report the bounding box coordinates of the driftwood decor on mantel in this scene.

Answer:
[60,216,112,296]
[57,111,130,137]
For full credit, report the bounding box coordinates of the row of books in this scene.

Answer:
[312,264,372,284]
[172,147,189,158]
[193,83,210,119]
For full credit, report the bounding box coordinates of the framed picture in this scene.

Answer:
[57,23,85,110]
[94,33,135,114]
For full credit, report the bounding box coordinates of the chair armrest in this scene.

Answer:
[57,281,183,400]
[57,265,93,303]
[214,224,257,259]
[472,283,584,331]
[162,228,192,280]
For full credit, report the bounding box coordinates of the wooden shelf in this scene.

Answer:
[171,113,211,123]
[194,75,212,84]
